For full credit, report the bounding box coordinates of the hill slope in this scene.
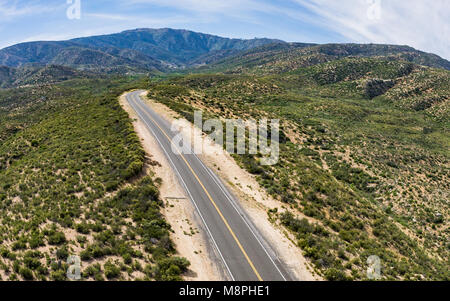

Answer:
[145,54,449,280]
[200,43,450,74]
[0,65,93,88]
[0,77,190,281]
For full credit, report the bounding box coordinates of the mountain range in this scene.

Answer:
[0,28,449,89]
[0,28,281,72]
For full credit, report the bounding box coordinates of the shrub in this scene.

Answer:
[19,267,34,281]
[50,270,66,281]
[123,253,132,265]
[83,263,102,279]
[56,246,69,261]
[48,232,66,245]
[24,257,41,270]
[154,257,190,281]
[75,222,91,234]
[324,268,349,281]
[125,161,144,179]
[104,260,121,280]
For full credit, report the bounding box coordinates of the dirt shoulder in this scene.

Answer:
[137,92,320,281]
[120,92,225,281]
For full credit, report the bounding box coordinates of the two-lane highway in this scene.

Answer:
[126,90,291,281]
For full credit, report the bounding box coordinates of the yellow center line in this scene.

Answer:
[132,96,263,281]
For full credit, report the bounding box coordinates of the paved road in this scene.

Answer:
[126,90,292,281]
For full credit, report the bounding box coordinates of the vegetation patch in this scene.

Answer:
[146,64,449,280]
[0,77,189,281]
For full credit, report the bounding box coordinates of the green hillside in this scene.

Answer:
[0,65,93,89]
[146,56,449,280]
[0,77,189,280]
[199,43,450,74]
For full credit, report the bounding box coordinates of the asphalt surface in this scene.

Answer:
[126,90,292,281]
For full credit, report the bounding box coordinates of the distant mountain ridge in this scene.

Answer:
[0,28,282,72]
[71,28,283,66]
[200,42,450,74]
[0,28,449,89]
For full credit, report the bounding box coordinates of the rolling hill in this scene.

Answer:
[0,65,92,88]
[199,42,450,74]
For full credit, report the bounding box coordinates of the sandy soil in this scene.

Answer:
[120,92,224,281]
[137,92,320,281]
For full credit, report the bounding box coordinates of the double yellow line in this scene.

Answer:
[132,96,263,281]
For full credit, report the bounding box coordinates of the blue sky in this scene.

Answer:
[0,0,449,59]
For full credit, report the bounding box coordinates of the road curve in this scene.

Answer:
[126,90,292,281]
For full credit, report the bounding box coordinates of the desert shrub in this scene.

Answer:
[19,267,34,281]
[75,222,91,234]
[324,268,350,281]
[104,260,121,280]
[50,270,66,281]
[125,160,144,179]
[153,257,190,281]
[122,253,132,265]
[83,263,102,279]
[56,246,69,261]
[48,232,66,245]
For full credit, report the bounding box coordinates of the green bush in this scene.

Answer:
[153,257,190,281]
[324,268,350,281]
[48,232,66,245]
[104,260,121,280]
[50,270,66,281]
[19,267,34,281]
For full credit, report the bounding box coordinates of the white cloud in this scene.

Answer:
[85,13,133,21]
[85,13,200,25]
[0,0,58,19]
[127,0,255,13]
[20,33,82,43]
[2,29,114,48]
[125,0,280,21]
[119,0,450,59]
[293,0,450,59]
